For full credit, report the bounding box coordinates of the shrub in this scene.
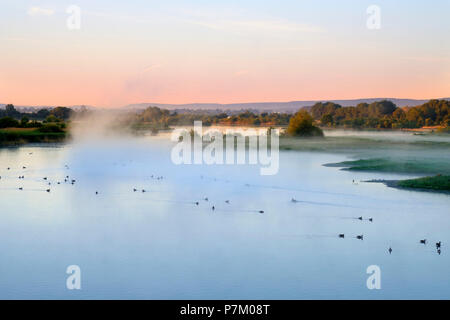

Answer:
[38,123,64,133]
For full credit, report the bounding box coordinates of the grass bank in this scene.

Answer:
[397,175,450,191]
[324,158,450,175]
[0,128,67,146]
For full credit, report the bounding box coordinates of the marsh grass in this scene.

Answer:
[0,128,67,145]
[397,175,450,191]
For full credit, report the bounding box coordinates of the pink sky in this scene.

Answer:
[1,1,449,107]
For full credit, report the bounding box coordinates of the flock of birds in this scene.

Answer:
[0,157,444,257]
[291,197,444,256]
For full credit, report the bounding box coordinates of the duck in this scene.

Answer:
[436,241,442,249]
[388,247,392,254]
[358,216,363,221]
[420,239,427,245]
[212,206,215,210]
[339,234,345,238]
[259,210,264,214]
[356,235,364,240]
[225,200,230,204]
[368,218,373,222]
[46,189,50,193]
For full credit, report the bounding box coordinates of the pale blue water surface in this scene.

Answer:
[0,134,449,299]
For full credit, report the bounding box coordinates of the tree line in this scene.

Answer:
[0,104,72,129]
[132,106,291,128]
[310,99,450,129]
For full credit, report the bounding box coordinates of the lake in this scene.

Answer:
[0,132,449,299]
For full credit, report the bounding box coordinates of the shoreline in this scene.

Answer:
[364,179,450,195]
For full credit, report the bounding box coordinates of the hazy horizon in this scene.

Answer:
[3,96,450,111]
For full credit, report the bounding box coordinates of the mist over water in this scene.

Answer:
[0,130,449,299]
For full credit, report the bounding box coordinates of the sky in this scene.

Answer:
[0,0,449,107]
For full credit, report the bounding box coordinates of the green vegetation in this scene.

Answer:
[131,106,291,129]
[325,158,450,175]
[311,99,450,129]
[131,99,450,133]
[285,110,323,137]
[0,104,70,145]
[397,175,450,191]
[0,128,67,145]
[0,104,73,121]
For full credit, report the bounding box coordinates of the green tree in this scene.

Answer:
[20,116,30,127]
[287,110,323,137]
[320,114,333,126]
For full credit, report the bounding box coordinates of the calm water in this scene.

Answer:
[0,136,449,299]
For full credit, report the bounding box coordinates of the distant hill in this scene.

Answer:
[123,98,450,113]
[2,98,449,113]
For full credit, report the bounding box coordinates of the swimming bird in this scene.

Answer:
[259,210,264,214]
[368,218,373,222]
[43,177,47,180]
[95,191,98,195]
[204,197,209,201]
[22,166,26,169]
[420,239,427,245]
[133,188,137,192]
[225,200,230,204]
[339,234,345,238]
[437,249,441,255]
[19,187,23,190]
[388,247,392,254]
[436,241,442,249]
[142,189,146,193]
[195,202,199,206]
[358,216,363,220]
[212,206,215,210]
[46,189,50,193]
[356,235,364,240]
